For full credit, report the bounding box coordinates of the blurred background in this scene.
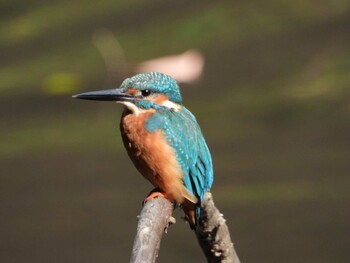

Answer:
[1,0,350,262]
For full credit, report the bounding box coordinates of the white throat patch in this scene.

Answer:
[117,101,146,116]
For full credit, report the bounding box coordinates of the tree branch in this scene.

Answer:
[130,193,240,263]
[130,197,175,263]
[196,192,241,263]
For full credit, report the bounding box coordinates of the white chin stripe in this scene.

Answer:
[117,101,146,115]
[118,100,181,115]
[162,100,181,111]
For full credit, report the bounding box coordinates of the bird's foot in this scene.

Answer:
[143,188,171,205]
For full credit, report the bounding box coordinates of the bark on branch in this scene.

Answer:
[130,197,174,263]
[196,193,241,263]
[130,193,240,263]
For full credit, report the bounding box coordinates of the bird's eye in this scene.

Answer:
[141,89,152,97]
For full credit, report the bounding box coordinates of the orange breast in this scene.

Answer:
[120,109,193,204]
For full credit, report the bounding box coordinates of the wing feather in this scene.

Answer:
[145,107,213,202]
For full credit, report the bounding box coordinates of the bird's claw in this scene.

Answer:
[143,190,169,205]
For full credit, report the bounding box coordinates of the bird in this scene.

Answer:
[73,72,213,228]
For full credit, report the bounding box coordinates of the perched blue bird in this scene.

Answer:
[73,72,213,228]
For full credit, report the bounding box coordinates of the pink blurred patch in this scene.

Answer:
[135,49,205,83]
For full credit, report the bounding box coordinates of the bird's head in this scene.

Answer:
[73,72,182,114]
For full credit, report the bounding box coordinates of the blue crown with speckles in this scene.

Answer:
[120,72,182,104]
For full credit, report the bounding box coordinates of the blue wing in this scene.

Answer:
[145,107,213,202]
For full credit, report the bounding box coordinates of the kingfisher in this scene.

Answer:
[73,72,213,228]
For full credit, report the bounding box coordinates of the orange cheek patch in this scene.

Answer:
[149,94,168,104]
[126,89,169,104]
[126,88,140,96]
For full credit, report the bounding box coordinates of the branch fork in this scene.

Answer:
[130,193,240,263]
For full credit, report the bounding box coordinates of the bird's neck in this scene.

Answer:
[121,107,154,131]
[117,102,155,116]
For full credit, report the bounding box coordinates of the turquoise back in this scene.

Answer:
[145,107,214,204]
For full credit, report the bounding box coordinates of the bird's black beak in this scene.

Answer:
[72,88,134,102]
